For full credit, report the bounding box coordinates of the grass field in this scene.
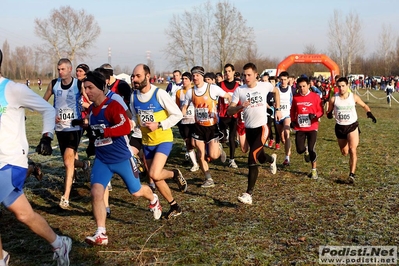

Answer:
[1,85,399,265]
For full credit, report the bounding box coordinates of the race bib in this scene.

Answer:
[336,111,351,122]
[298,114,311,128]
[186,106,195,117]
[92,124,113,147]
[138,109,155,126]
[280,104,289,111]
[59,108,75,123]
[195,108,209,122]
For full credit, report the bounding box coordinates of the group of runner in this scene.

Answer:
[0,49,378,264]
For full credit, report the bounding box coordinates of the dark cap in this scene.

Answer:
[76,63,90,74]
[84,71,106,91]
[182,72,192,81]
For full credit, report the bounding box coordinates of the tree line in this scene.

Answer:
[1,2,398,81]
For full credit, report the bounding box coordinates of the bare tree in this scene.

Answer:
[328,10,346,76]
[34,5,100,63]
[164,11,197,70]
[1,40,11,78]
[378,23,396,75]
[164,0,254,72]
[345,11,364,75]
[213,1,254,72]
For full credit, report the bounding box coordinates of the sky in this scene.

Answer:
[1,0,399,73]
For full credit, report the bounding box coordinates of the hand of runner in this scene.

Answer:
[366,112,377,123]
[36,135,53,156]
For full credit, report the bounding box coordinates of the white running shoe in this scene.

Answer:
[270,154,277,175]
[85,231,108,246]
[149,194,162,220]
[228,159,238,169]
[2,250,10,265]
[59,196,69,209]
[237,193,253,205]
[53,236,72,266]
[201,178,215,188]
[190,164,200,172]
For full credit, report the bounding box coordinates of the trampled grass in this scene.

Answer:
[1,87,399,265]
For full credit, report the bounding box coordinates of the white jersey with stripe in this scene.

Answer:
[0,77,55,168]
[277,85,293,118]
[334,92,358,125]
[53,78,82,132]
[231,81,274,128]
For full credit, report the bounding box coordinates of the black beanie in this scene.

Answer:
[76,63,90,74]
[182,71,192,81]
[84,71,106,91]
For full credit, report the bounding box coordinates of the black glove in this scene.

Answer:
[327,111,333,119]
[308,113,316,120]
[367,111,377,123]
[290,121,297,128]
[35,136,53,156]
[71,119,84,127]
[90,125,105,139]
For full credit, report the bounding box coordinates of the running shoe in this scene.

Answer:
[282,159,290,166]
[219,143,227,163]
[309,169,318,180]
[29,161,43,181]
[149,194,162,220]
[270,154,277,174]
[59,196,70,210]
[268,139,275,149]
[304,147,310,162]
[201,178,215,188]
[275,143,281,150]
[184,152,190,161]
[82,160,91,181]
[173,169,187,192]
[2,250,10,265]
[53,236,72,266]
[190,164,200,172]
[85,231,108,246]
[163,204,182,220]
[133,154,145,173]
[237,193,253,205]
[348,173,356,184]
[228,159,238,169]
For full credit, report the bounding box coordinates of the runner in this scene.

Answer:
[43,58,90,209]
[181,66,230,188]
[218,63,240,168]
[0,49,72,265]
[131,64,186,219]
[275,71,293,165]
[81,71,162,246]
[175,72,199,172]
[326,77,377,184]
[227,62,280,204]
[290,76,324,179]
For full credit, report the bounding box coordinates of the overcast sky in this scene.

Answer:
[1,0,398,72]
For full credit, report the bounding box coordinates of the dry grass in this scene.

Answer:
[1,87,399,265]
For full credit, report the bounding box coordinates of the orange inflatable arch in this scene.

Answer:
[275,54,340,84]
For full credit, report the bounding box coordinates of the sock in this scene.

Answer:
[97,227,106,234]
[285,156,290,161]
[169,199,176,206]
[172,169,179,179]
[106,207,111,213]
[205,171,212,180]
[150,194,158,205]
[51,235,62,249]
[188,149,197,165]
